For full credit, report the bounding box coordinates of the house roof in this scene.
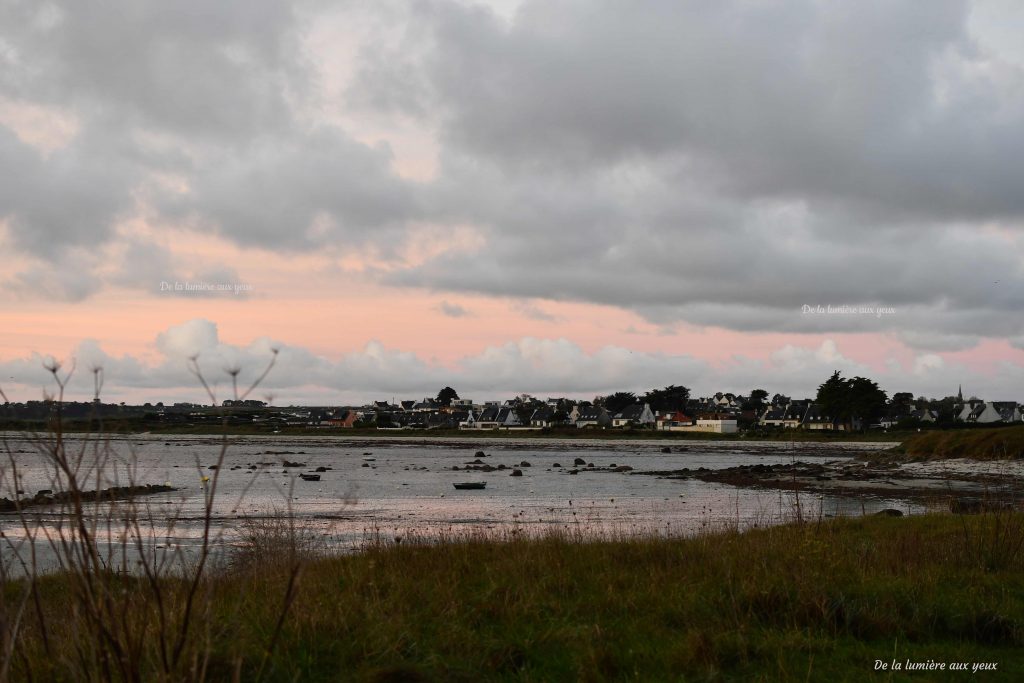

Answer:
[531,407,555,421]
[614,404,646,420]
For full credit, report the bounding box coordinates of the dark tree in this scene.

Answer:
[602,391,637,414]
[848,377,888,425]
[436,386,459,407]
[891,392,914,407]
[817,371,888,430]
[642,385,690,413]
[743,388,769,410]
[817,371,852,426]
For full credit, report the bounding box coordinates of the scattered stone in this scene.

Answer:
[282,460,306,468]
[511,469,523,477]
[1,484,178,512]
[553,463,562,468]
[498,464,507,470]
[475,450,487,458]
[661,447,672,453]
[520,461,531,467]
[613,465,633,472]
[315,466,328,472]
[362,463,370,468]
[875,509,903,517]
[573,457,586,466]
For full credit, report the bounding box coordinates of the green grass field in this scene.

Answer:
[5,512,1023,681]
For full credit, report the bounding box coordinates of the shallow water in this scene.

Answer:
[1,434,916,571]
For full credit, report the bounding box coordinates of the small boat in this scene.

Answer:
[452,482,486,490]
[299,473,321,482]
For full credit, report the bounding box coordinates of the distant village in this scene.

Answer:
[3,382,1020,434]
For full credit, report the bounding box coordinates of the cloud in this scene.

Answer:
[2,322,1019,405]
[2,0,1024,350]
[357,0,1024,341]
[155,319,221,359]
[436,300,473,318]
[510,300,558,322]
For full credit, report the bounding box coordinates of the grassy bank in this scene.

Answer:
[901,425,1024,460]
[5,513,1024,681]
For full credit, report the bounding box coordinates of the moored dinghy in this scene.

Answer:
[452,482,487,490]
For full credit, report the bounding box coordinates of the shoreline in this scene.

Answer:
[635,456,1024,506]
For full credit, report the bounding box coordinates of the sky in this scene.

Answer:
[1,0,1023,406]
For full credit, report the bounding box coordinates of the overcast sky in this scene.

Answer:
[2,0,1023,405]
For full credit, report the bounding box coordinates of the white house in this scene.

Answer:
[612,403,655,428]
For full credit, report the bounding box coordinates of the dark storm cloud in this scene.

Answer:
[357,0,1024,345]
[159,128,420,250]
[2,0,1023,349]
[0,0,423,290]
[0,0,303,140]
[0,124,133,255]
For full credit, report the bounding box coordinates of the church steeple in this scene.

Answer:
[957,385,963,402]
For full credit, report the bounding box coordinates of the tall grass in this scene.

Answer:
[5,512,1024,680]
[902,425,1024,460]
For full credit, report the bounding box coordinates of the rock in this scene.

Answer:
[588,462,595,467]
[661,447,671,453]
[498,464,507,470]
[282,460,306,468]
[573,457,586,466]
[37,489,53,496]
[511,469,523,477]
[613,466,633,472]
[361,463,370,468]
[475,450,487,458]
[208,465,218,470]
[609,463,617,468]
[568,469,579,475]
[553,463,562,468]
[875,508,903,517]
[467,459,485,464]
[520,461,531,467]
[315,466,328,472]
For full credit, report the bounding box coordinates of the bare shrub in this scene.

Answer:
[0,349,308,681]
